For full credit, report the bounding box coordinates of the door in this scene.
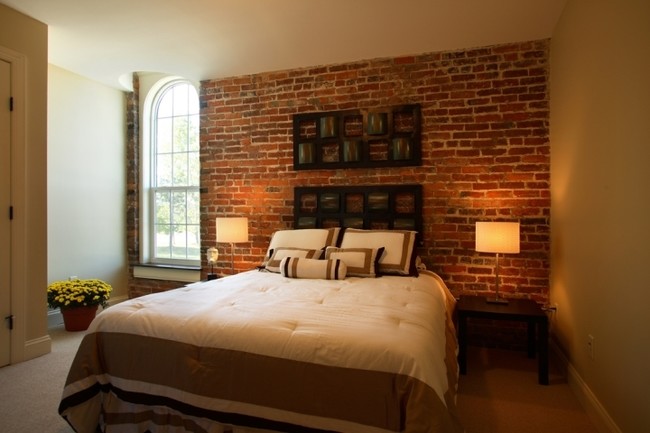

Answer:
[0,59,11,366]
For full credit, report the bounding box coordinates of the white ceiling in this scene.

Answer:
[2,0,567,90]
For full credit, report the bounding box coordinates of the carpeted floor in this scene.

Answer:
[0,326,599,433]
[0,325,78,433]
[456,346,599,433]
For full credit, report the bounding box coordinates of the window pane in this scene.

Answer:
[157,118,173,153]
[172,191,187,224]
[187,224,200,260]
[173,153,189,186]
[189,151,200,186]
[155,225,171,258]
[187,190,200,224]
[188,86,200,115]
[171,224,187,259]
[173,85,189,116]
[173,117,189,152]
[156,154,172,186]
[155,190,171,225]
[157,89,173,118]
[189,115,200,151]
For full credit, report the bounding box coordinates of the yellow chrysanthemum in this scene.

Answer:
[46,279,113,310]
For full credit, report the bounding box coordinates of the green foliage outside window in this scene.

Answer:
[152,81,200,262]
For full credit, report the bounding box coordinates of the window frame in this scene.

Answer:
[140,77,201,268]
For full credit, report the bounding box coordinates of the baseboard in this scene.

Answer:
[24,334,52,360]
[549,340,622,433]
[47,308,63,328]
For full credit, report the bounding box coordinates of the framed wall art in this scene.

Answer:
[293,104,421,170]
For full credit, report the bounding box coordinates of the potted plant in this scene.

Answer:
[47,278,112,331]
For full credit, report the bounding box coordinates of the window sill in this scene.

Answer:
[133,264,201,283]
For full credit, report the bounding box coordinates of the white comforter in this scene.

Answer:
[96,270,450,398]
[63,269,461,433]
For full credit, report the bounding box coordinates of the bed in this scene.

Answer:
[58,185,463,433]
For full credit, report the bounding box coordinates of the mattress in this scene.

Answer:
[59,269,462,433]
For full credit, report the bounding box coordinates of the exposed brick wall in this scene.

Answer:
[126,74,139,273]
[200,39,551,303]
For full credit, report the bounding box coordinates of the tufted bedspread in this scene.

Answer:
[59,270,462,433]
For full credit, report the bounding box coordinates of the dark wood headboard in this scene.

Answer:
[294,184,423,245]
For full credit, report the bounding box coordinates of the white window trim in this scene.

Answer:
[133,265,201,283]
[139,74,201,269]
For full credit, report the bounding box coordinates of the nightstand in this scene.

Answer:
[457,295,549,385]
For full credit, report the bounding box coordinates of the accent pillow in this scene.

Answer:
[265,247,322,273]
[280,257,347,280]
[324,246,383,278]
[265,228,341,260]
[339,229,418,276]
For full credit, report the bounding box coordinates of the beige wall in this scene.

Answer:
[47,65,129,303]
[0,3,49,361]
[550,1,650,432]
[0,4,128,365]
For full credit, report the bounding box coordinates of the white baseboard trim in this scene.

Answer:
[47,308,63,328]
[24,334,52,360]
[550,340,622,433]
[134,265,200,283]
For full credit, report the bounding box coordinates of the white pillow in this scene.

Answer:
[324,246,382,277]
[280,257,347,280]
[339,229,417,276]
[265,247,322,273]
[265,228,341,259]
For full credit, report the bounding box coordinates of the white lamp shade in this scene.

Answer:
[475,221,520,254]
[216,217,249,243]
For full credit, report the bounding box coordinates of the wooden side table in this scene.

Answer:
[457,295,549,385]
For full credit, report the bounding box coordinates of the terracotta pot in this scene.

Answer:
[61,305,98,332]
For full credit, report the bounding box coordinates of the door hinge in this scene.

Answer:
[9,97,13,111]
[5,315,13,330]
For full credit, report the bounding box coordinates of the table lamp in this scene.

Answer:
[216,217,249,275]
[475,221,520,304]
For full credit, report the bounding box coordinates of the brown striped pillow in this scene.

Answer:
[324,247,383,278]
[280,257,347,280]
[265,228,341,260]
[265,248,322,273]
[340,229,418,276]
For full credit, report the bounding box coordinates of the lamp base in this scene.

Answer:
[486,297,509,305]
[207,273,218,280]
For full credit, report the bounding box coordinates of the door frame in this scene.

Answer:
[0,45,27,364]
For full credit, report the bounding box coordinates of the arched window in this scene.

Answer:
[146,80,200,265]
